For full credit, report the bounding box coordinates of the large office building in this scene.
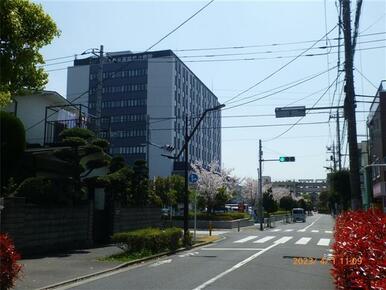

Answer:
[67,49,221,178]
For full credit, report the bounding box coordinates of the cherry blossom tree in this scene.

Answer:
[191,160,237,213]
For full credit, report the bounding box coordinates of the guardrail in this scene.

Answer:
[254,214,292,228]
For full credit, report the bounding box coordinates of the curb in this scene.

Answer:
[37,238,219,290]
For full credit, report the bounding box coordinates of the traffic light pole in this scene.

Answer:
[258,139,263,231]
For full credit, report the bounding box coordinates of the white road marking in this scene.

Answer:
[201,248,265,251]
[149,259,172,267]
[271,229,281,232]
[317,238,331,246]
[253,236,276,243]
[299,216,322,232]
[295,237,312,245]
[234,236,258,243]
[311,230,319,233]
[325,230,333,234]
[297,229,306,232]
[274,236,293,244]
[192,243,279,290]
[178,252,199,258]
[284,229,294,232]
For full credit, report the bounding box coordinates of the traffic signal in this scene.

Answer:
[164,145,175,152]
[279,156,295,162]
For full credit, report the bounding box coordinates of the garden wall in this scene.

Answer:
[169,218,253,229]
[0,197,93,255]
[112,207,161,233]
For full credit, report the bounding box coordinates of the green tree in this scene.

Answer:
[262,188,278,213]
[279,196,296,211]
[132,160,149,206]
[0,0,60,106]
[54,128,110,198]
[328,170,351,211]
[318,191,330,212]
[0,111,25,191]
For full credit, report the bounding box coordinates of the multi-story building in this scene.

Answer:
[67,49,221,178]
[367,80,386,212]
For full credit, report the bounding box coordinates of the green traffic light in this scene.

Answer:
[279,156,285,162]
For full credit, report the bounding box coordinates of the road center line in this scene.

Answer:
[192,243,279,290]
[298,216,321,232]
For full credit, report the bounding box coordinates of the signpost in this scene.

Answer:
[189,173,199,184]
[275,106,306,118]
[189,172,199,241]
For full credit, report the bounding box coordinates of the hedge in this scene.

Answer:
[331,210,386,289]
[112,227,183,254]
[170,212,249,221]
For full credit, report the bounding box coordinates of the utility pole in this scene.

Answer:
[95,45,104,135]
[258,139,263,231]
[342,0,362,209]
[332,141,337,172]
[183,114,189,243]
[336,109,342,170]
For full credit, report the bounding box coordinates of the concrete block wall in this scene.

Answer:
[0,198,93,255]
[113,207,161,233]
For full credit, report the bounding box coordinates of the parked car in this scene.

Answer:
[292,208,306,222]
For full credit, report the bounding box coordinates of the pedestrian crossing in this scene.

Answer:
[233,235,331,247]
[268,228,333,234]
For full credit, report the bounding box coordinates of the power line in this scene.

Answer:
[173,31,386,52]
[263,70,343,142]
[145,0,215,51]
[223,24,338,105]
[226,65,338,106]
[223,65,338,111]
[354,66,379,90]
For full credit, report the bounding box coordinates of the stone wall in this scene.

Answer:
[112,207,161,233]
[0,198,93,255]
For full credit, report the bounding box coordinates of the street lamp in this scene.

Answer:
[171,104,225,244]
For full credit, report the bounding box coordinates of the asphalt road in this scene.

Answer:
[61,213,335,290]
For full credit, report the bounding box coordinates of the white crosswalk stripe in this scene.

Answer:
[295,237,312,245]
[317,238,330,246]
[311,230,319,233]
[284,229,294,232]
[271,229,281,232]
[253,236,276,243]
[234,236,258,243]
[325,230,333,234]
[274,236,293,244]
[297,229,306,232]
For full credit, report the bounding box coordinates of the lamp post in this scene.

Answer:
[165,104,225,244]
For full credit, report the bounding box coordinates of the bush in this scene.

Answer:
[59,128,95,140]
[0,234,22,290]
[170,212,249,221]
[14,177,80,206]
[112,227,183,254]
[331,210,386,289]
[0,111,26,189]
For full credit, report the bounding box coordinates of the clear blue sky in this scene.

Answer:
[37,0,386,181]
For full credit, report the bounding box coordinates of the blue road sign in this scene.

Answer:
[189,173,199,183]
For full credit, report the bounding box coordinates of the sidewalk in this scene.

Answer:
[14,231,225,290]
[15,245,124,290]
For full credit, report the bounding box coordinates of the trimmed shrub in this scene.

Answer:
[0,234,22,290]
[59,128,95,140]
[331,210,386,289]
[170,212,249,221]
[91,138,109,150]
[112,227,183,254]
[14,177,80,206]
